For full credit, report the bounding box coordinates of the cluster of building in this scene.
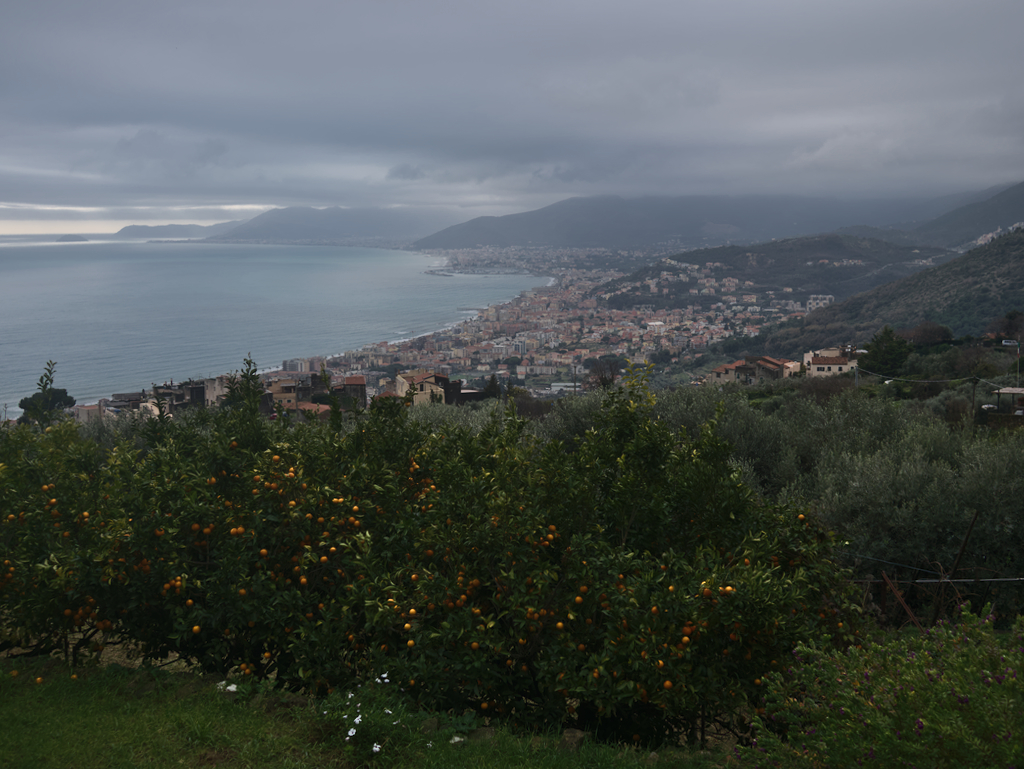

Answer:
[311,252,840,392]
[70,371,372,425]
[708,346,860,385]
[66,248,857,423]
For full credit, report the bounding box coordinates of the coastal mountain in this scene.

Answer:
[757,229,1024,356]
[411,190,1016,251]
[837,180,1024,250]
[909,180,1024,249]
[111,181,1023,250]
[115,221,246,239]
[207,206,464,244]
[56,234,88,242]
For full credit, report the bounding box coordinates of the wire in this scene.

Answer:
[855,367,975,385]
[843,553,1024,583]
[841,553,942,575]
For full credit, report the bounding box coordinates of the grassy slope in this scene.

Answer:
[0,657,720,769]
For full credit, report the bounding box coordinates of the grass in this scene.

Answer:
[0,656,335,769]
[0,655,725,769]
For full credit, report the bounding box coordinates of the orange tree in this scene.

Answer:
[334,365,860,743]
[0,415,117,662]
[1,361,859,745]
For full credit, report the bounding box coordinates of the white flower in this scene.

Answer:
[354,715,362,724]
[427,742,433,748]
[384,709,392,714]
[373,743,381,753]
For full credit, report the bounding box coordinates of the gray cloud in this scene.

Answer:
[2,0,1023,232]
[387,163,428,181]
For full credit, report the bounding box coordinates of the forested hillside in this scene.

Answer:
[595,234,952,311]
[753,229,1024,356]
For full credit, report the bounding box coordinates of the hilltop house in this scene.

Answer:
[709,356,799,384]
[802,346,858,378]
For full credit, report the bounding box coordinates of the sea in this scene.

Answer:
[0,238,544,418]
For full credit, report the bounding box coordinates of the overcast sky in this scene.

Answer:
[2,0,1023,234]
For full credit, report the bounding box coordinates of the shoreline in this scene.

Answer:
[8,262,555,419]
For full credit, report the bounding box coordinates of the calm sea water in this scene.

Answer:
[0,239,542,417]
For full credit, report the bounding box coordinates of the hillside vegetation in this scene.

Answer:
[596,234,952,313]
[750,229,1024,356]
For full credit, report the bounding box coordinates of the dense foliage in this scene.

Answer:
[1,361,859,745]
[738,607,1024,768]
[529,371,1024,628]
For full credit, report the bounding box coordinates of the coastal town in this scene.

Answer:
[66,246,855,423]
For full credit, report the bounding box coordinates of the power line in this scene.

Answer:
[855,367,976,385]
[843,553,1024,583]
[843,553,942,575]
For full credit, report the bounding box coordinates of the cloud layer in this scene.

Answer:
[2,0,1023,233]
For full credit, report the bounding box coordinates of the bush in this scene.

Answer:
[738,607,1024,768]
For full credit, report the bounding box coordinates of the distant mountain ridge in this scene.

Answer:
[836,181,1024,250]
[207,206,464,243]
[115,221,245,239]
[113,181,1022,251]
[103,179,1024,255]
[910,180,1024,248]
[412,187,1024,251]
